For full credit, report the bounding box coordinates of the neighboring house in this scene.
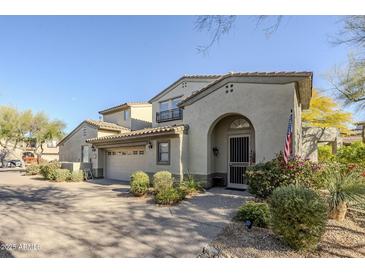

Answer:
[41,140,60,161]
[83,72,313,189]
[58,103,152,176]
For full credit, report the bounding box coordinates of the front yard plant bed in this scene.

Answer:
[202,219,365,258]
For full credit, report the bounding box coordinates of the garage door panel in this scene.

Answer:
[105,149,146,181]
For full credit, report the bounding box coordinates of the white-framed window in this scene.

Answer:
[123,109,130,121]
[157,141,170,165]
[159,97,182,112]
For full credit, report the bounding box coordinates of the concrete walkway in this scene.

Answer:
[0,172,250,258]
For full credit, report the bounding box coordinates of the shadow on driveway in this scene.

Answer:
[0,172,251,258]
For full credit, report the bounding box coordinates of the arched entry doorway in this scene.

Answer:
[208,114,255,189]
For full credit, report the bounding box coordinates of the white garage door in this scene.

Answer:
[105,147,146,181]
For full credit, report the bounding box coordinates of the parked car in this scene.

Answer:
[7,159,22,168]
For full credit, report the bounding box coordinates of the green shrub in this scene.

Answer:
[39,161,61,180]
[235,201,270,228]
[153,171,173,193]
[270,185,328,251]
[246,153,322,198]
[69,170,84,182]
[54,169,71,182]
[155,186,185,205]
[130,171,150,196]
[336,141,365,164]
[179,175,204,196]
[25,164,40,175]
[318,145,335,163]
[246,159,285,199]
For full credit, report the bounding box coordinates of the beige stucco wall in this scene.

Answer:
[183,82,298,176]
[59,123,98,162]
[302,127,341,162]
[131,105,152,130]
[103,109,132,129]
[103,105,152,130]
[151,79,216,127]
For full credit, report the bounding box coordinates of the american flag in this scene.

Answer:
[283,111,293,164]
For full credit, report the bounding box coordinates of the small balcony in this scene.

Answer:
[156,108,183,123]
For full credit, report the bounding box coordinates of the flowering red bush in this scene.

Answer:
[246,153,323,198]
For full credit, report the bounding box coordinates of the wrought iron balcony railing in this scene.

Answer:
[156,108,183,123]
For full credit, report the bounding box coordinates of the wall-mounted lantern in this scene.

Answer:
[91,145,96,152]
[213,146,219,157]
[148,141,153,149]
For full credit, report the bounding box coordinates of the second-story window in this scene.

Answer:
[123,109,129,121]
[159,101,169,112]
[171,97,181,109]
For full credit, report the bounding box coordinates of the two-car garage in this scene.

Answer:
[104,147,146,181]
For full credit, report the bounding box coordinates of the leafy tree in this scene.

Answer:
[0,106,32,166]
[0,105,65,166]
[26,111,65,162]
[302,89,353,134]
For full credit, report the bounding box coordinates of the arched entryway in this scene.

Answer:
[208,114,255,189]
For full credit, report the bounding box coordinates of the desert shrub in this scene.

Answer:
[130,171,150,196]
[246,153,322,198]
[235,201,270,228]
[153,171,173,193]
[336,141,365,164]
[179,174,204,196]
[320,165,365,221]
[39,161,61,180]
[270,185,328,251]
[25,164,40,175]
[154,186,185,205]
[69,170,84,182]
[54,169,71,182]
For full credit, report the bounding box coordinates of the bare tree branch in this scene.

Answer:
[194,15,283,54]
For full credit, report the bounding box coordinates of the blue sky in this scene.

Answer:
[0,16,359,132]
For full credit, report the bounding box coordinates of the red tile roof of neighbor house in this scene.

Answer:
[57,120,130,146]
[178,71,313,108]
[98,102,151,115]
[86,124,188,144]
[84,119,130,131]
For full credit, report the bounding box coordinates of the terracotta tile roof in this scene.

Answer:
[99,102,151,115]
[86,124,188,144]
[85,119,130,132]
[179,71,313,107]
[57,120,129,146]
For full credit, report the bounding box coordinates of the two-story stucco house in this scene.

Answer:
[58,103,152,176]
[82,72,312,189]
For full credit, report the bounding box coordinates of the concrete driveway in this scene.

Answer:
[0,171,250,258]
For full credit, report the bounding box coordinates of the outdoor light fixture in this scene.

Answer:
[91,145,96,152]
[244,220,253,230]
[148,141,153,149]
[212,147,219,156]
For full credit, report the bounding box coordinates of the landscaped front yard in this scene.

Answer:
[0,171,248,258]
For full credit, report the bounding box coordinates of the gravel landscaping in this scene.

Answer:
[201,219,365,258]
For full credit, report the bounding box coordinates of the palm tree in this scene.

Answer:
[324,167,365,221]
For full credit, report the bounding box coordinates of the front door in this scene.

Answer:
[228,135,250,189]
